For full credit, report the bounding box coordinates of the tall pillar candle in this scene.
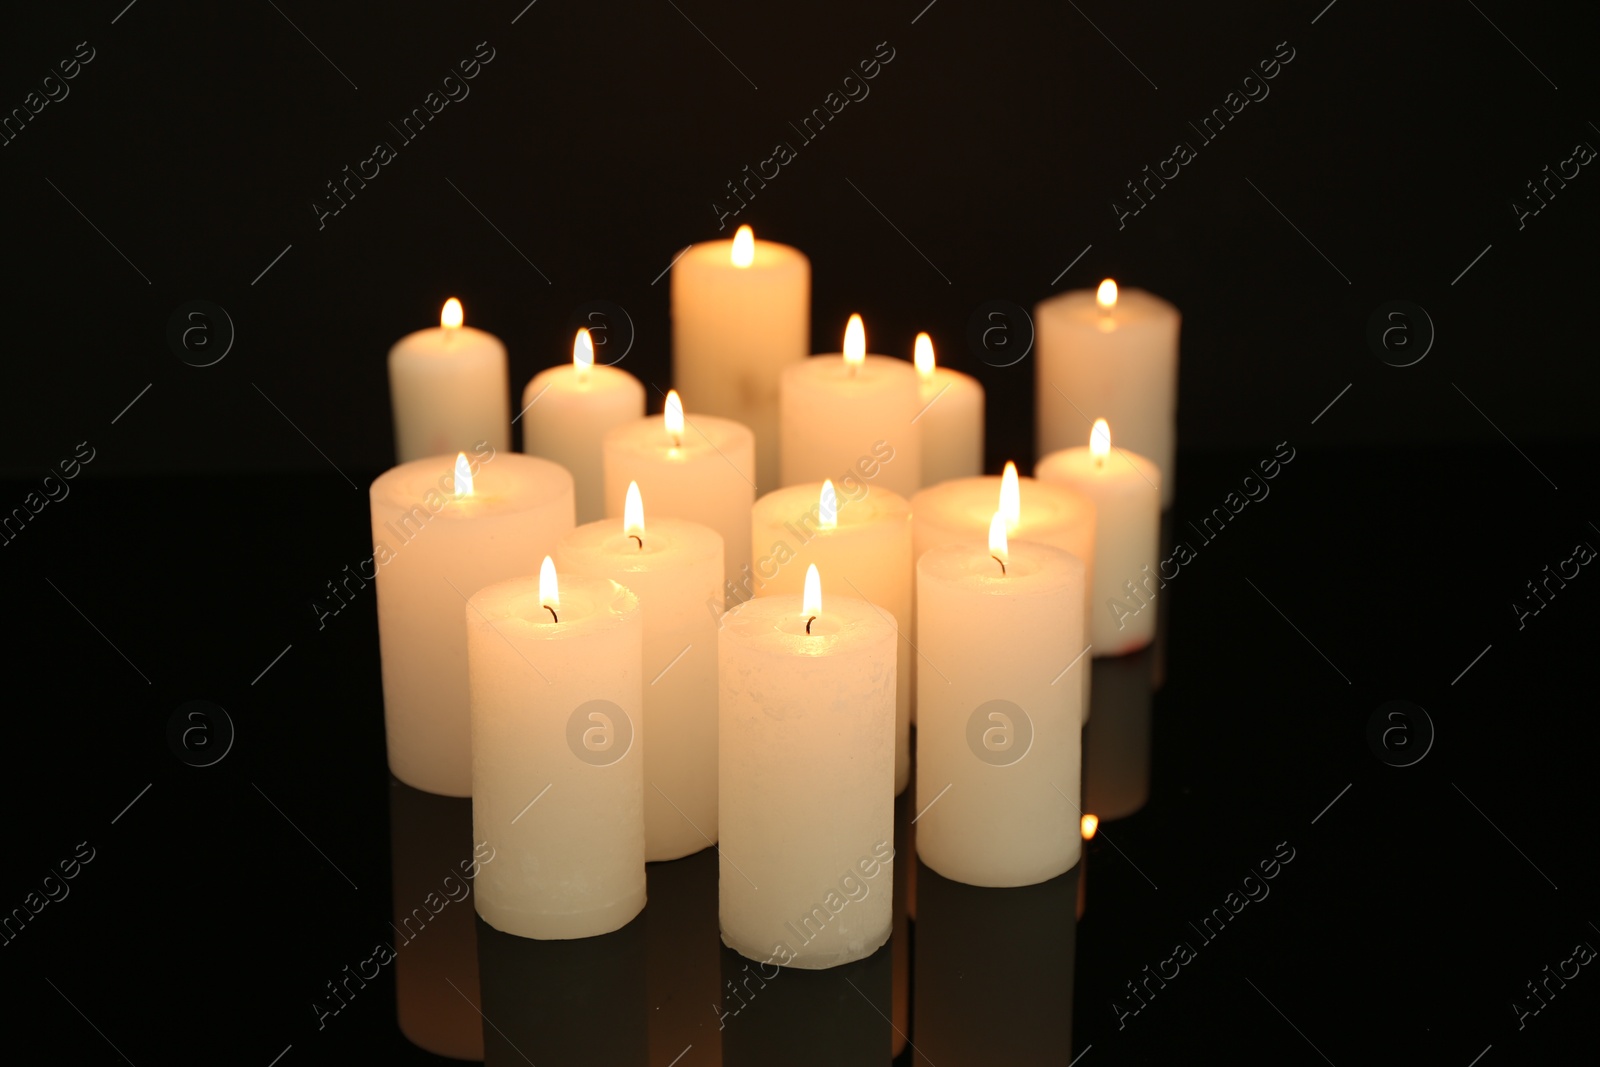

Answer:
[915,525,1085,886]
[388,298,511,463]
[557,485,723,861]
[371,449,575,797]
[779,315,921,500]
[522,328,646,524]
[468,559,645,939]
[749,480,913,794]
[1036,419,1162,655]
[913,333,984,486]
[719,566,896,969]
[1035,279,1180,507]
[602,391,754,608]
[671,225,810,493]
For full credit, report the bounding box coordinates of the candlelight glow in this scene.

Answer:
[453,452,473,497]
[999,461,1021,531]
[988,510,1008,564]
[731,224,755,268]
[573,327,594,379]
[1081,813,1099,840]
[1090,418,1111,459]
[441,298,464,329]
[913,332,935,378]
[843,314,865,371]
[624,481,645,543]
[664,389,684,446]
[1096,279,1118,310]
[803,563,822,618]
[539,555,560,616]
[819,480,837,530]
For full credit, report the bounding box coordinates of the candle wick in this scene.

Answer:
[629,534,643,549]
[1095,455,1104,470]
[992,555,1007,576]
[672,435,681,449]
[545,606,559,623]
[806,615,817,634]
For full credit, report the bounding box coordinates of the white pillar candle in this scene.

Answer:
[672,225,810,493]
[388,298,511,463]
[780,314,921,500]
[1036,419,1162,655]
[910,464,1097,717]
[468,558,645,939]
[522,328,647,524]
[719,566,896,969]
[1035,279,1180,507]
[556,484,723,861]
[912,333,984,486]
[602,390,754,608]
[371,449,575,797]
[750,480,913,794]
[915,523,1085,886]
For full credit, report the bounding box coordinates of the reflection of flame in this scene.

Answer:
[843,314,865,370]
[539,556,559,614]
[819,480,837,530]
[1090,418,1111,459]
[1081,813,1098,840]
[624,481,644,542]
[1096,279,1117,311]
[913,332,935,378]
[999,462,1021,532]
[803,564,822,618]
[441,298,463,329]
[453,453,473,497]
[731,224,755,267]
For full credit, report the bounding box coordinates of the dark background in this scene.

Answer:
[2,1,1598,1064]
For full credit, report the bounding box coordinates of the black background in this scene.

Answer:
[2,1,1598,1064]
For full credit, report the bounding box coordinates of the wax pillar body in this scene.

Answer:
[779,355,921,500]
[915,541,1084,886]
[672,238,810,493]
[750,483,913,794]
[603,413,754,607]
[1035,288,1180,507]
[389,324,511,463]
[918,366,984,486]
[468,575,644,939]
[1036,444,1162,654]
[522,363,645,524]
[557,518,723,861]
[370,451,574,797]
[719,595,896,969]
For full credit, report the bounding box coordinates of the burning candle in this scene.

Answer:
[468,557,645,939]
[912,332,984,486]
[388,298,511,463]
[522,328,646,523]
[557,484,723,861]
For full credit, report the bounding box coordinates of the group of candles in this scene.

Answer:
[372,226,1179,969]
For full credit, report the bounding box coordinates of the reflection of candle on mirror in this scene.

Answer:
[370,449,574,797]
[672,224,810,493]
[389,298,511,463]
[603,390,754,608]
[780,314,921,499]
[522,328,646,524]
[557,483,723,861]
[1035,277,1180,507]
[719,565,896,968]
[1036,418,1161,655]
[912,332,984,486]
[468,557,645,939]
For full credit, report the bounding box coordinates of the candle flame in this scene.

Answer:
[988,510,1008,563]
[731,224,755,268]
[1096,279,1118,311]
[664,389,684,445]
[573,327,594,379]
[843,314,865,370]
[803,563,822,618]
[539,555,559,614]
[913,332,935,379]
[1081,813,1099,840]
[441,298,464,329]
[453,452,473,497]
[999,461,1021,532]
[819,480,837,530]
[1090,418,1111,459]
[624,481,645,542]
